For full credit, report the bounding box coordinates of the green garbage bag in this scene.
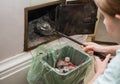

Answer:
[27,44,92,84]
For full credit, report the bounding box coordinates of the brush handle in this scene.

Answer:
[57,31,106,59]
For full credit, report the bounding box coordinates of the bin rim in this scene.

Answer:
[40,45,92,76]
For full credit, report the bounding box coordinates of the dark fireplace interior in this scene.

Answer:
[24,1,97,51]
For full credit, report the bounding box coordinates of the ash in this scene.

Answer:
[28,13,56,48]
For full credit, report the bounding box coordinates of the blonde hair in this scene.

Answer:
[94,0,120,17]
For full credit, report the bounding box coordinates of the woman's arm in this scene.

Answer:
[82,42,120,56]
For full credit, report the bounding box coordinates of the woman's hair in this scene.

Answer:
[94,0,120,17]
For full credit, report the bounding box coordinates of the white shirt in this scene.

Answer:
[94,49,120,84]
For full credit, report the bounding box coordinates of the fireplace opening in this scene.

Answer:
[24,1,98,51]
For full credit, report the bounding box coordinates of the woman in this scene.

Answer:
[82,0,120,84]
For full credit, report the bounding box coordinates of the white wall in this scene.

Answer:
[0,0,30,61]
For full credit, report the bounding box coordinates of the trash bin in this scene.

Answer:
[27,45,92,84]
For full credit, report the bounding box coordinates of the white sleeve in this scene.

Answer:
[93,50,120,84]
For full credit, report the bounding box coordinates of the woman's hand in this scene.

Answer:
[94,54,111,74]
[88,54,111,84]
[81,42,117,56]
[81,42,108,56]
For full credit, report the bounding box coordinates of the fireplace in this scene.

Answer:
[24,1,97,51]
